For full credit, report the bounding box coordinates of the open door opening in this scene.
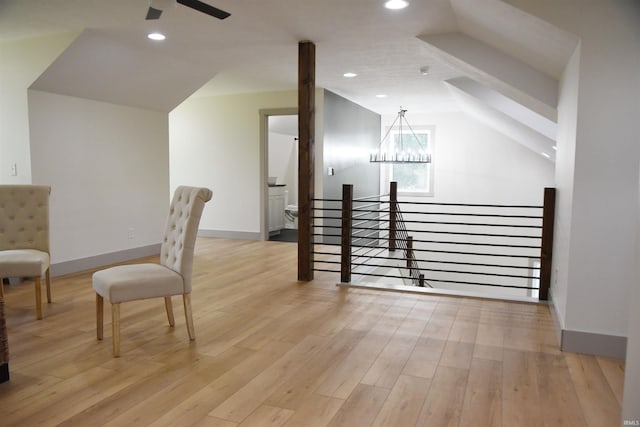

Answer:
[259,109,298,241]
[267,115,298,242]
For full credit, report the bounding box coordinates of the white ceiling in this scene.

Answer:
[0,0,579,156]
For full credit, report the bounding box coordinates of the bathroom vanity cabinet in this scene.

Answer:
[268,185,286,233]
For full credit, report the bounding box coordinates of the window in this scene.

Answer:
[381,125,435,196]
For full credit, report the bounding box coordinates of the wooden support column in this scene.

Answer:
[539,187,556,301]
[298,41,315,281]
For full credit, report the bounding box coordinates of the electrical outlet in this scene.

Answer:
[10,163,17,176]
[127,228,135,239]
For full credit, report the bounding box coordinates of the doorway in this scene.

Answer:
[259,109,298,241]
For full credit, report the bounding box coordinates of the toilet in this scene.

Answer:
[285,204,298,229]
[284,190,298,229]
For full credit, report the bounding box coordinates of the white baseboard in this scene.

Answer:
[198,229,261,240]
[51,244,161,277]
[561,329,627,359]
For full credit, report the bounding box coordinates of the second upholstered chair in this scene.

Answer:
[0,185,52,320]
[92,186,212,357]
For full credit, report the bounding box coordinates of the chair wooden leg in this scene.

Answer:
[96,294,104,340]
[164,296,175,327]
[45,268,52,303]
[183,293,195,341]
[34,277,43,320]
[0,278,4,299]
[112,303,121,357]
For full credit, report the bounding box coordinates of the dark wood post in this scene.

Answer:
[539,187,556,300]
[389,181,397,252]
[341,184,353,283]
[0,294,8,383]
[406,235,413,269]
[298,41,315,281]
[419,274,424,287]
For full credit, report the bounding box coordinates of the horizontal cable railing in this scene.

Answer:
[311,182,555,301]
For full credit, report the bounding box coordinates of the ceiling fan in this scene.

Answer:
[146,0,230,21]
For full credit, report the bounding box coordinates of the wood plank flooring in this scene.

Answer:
[0,238,624,426]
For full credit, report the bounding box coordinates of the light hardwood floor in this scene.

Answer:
[0,238,624,426]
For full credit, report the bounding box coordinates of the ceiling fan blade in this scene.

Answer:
[145,6,163,20]
[177,0,230,20]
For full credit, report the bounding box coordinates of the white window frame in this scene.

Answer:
[380,125,435,197]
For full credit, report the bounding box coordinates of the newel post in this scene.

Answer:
[389,181,397,252]
[539,187,556,300]
[341,184,353,283]
[406,236,413,269]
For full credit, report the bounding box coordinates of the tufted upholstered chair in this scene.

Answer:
[92,186,212,357]
[0,185,52,320]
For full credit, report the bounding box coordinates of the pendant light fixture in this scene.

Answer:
[370,107,431,164]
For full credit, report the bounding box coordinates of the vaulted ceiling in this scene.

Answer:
[0,0,579,160]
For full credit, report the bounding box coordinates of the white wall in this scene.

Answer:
[549,43,580,331]
[268,131,298,204]
[623,167,640,422]
[0,32,77,184]
[169,91,299,235]
[421,32,558,119]
[28,90,170,264]
[563,0,639,339]
[509,0,640,344]
[383,111,554,204]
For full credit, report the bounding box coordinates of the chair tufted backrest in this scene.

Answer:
[160,186,212,293]
[0,185,50,252]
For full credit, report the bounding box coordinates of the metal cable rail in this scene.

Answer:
[353,209,542,219]
[389,200,543,209]
[348,216,543,228]
[349,234,541,249]
[353,228,541,239]
[309,183,555,300]
[338,253,539,270]
[350,244,537,258]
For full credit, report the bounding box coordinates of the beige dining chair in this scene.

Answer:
[92,186,212,357]
[0,185,52,320]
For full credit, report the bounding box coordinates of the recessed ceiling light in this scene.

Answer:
[343,72,357,78]
[542,152,551,158]
[419,66,429,75]
[376,94,388,98]
[385,0,409,10]
[147,32,166,41]
[552,145,557,151]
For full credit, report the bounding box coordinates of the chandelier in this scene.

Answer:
[370,107,432,164]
